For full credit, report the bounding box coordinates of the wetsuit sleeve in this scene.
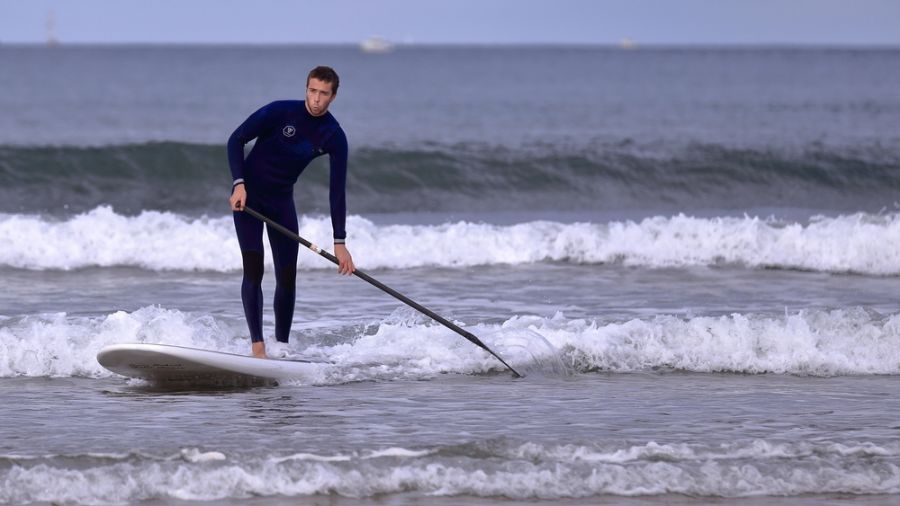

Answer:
[227,102,275,186]
[327,128,349,242]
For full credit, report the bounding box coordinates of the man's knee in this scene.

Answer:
[241,251,264,285]
[276,263,297,289]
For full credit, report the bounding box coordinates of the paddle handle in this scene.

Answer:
[241,206,521,377]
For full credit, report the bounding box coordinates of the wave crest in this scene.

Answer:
[3,439,900,503]
[3,207,900,274]
[2,141,898,214]
[2,306,898,379]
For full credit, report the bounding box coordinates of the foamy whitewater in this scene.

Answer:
[2,306,900,380]
[3,45,900,506]
[5,440,900,504]
[4,207,900,274]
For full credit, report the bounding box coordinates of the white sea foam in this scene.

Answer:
[4,207,900,274]
[0,306,241,378]
[1,305,899,379]
[2,440,899,504]
[273,453,352,463]
[180,448,226,463]
[513,308,900,375]
[364,447,434,459]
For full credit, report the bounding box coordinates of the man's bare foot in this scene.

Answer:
[251,341,267,359]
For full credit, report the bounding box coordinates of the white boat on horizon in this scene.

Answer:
[360,36,394,53]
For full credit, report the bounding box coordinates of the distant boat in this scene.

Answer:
[360,36,394,53]
[46,9,59,47]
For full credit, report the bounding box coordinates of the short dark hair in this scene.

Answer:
[307,66,340,94]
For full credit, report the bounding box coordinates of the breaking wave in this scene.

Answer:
[3,207,900,274]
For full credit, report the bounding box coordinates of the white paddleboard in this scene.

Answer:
[97,343,321,387]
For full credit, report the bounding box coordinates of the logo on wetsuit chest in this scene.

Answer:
[282,125,296,137]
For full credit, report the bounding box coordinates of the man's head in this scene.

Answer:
[306,66,339,117]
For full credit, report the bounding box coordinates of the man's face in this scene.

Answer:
[306,78,336,117]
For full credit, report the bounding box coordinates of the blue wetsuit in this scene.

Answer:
[227,100,348,343]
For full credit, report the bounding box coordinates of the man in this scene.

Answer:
[228,66,355,358]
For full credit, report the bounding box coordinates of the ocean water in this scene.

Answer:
[1,44,900,505]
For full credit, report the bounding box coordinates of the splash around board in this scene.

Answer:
[97,343,322,387]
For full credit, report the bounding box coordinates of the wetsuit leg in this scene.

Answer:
[266,197,300,343]
[233,205,265,343]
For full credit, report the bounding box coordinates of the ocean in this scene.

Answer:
[1,44,899,505]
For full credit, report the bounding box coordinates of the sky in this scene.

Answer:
[1,0,899,46]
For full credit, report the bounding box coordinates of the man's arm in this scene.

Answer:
[227,103,276,211]
[328,128,354,274]
[227,102,276,188]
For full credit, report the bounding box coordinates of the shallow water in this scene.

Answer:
[4,372,900,504]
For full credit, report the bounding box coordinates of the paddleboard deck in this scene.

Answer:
[97,343,321,387]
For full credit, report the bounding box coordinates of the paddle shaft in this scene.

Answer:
[242,206,521,377]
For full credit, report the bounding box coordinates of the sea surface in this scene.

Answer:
[1,44,900,505]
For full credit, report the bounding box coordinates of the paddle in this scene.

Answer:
[242,206,522,378]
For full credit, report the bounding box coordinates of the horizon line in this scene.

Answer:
[2,41,900,50]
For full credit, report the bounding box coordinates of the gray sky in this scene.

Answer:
[2,0,899,46]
